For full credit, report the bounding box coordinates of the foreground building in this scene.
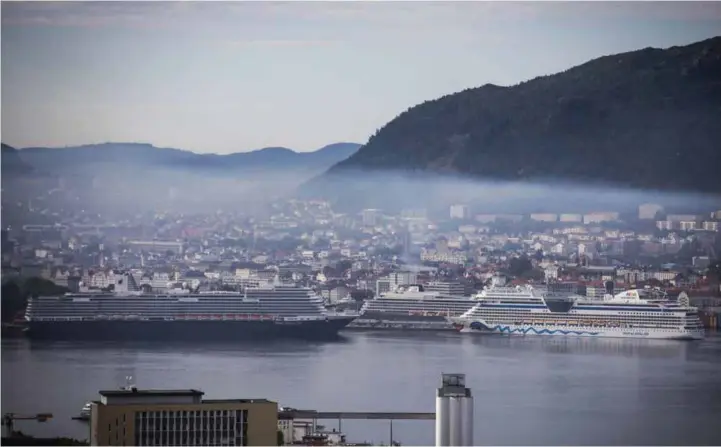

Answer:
[89,388,277,446]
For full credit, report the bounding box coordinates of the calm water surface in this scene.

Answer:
[2,331,721,446]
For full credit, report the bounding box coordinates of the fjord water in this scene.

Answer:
[2,332,721,446]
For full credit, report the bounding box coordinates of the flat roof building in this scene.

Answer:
[89,388,277,446]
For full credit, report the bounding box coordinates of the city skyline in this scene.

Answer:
[2,1,720,154]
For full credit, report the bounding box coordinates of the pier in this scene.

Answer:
[280,375,473,445]
[280,410,436,445]
[280,410,435,420]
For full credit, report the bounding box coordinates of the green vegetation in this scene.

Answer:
[1,277,69,322]
[351,289,375,301]
[326,36,721,194]
[507,256,533,277]
[505,255,544,281]
[3,431,87,446]
[708,260,721,283]
[1,143,35,176]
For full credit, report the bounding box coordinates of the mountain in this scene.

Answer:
[306,36,721,201]
[1,141,361,216]
[1,143,35,176]
[16,142,361,174]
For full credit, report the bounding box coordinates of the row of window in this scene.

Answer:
[28,305,327,316]
[30,308,325,316]
[31,301,325,308]
[471,308,688,317]
[138,410,239,418]
[133,410,248,447]
[478,315,687,323]
[31,300,325,306]
[364,304,474,311]
[470,314,695,326]
[471,314,690,323]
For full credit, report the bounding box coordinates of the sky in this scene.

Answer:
[2,1,720,154]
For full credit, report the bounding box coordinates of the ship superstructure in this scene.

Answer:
[24,275,357,340]
[450,285,704,340]
[354,282,483,330]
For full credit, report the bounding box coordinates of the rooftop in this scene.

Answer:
[203,399,274,404]
[98,389,204,397]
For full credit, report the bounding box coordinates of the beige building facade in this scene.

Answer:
[89,388,278,446]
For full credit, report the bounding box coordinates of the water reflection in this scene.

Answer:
[2,332,720,446]
[10,334,352,354]
[468,334,691,359]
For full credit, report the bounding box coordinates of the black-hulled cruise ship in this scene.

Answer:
[24,277,357,341]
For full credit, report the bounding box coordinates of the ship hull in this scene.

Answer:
[25,317,356,341]
[359,311,450,322]
[351,311,458,330]
[450,319,704,340]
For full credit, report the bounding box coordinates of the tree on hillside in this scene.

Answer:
[1,281,24,322]
[533,249,544,261]
[335,260,353,273]
[22,277,69,298]
[1,277,68,322]
[520,268,544,281]
[351,289,374,301]
[508,256,533,277]
[707,260,721,283]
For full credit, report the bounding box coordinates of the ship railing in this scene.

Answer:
[176,313,276,321]
[192,291,244,295]
[326,310,359,317]
[279,315,327,322]
[32,313,327,322]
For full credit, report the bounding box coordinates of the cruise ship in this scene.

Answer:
[354,284,478,329]
[449,282,704,340]
[24,278,357,341]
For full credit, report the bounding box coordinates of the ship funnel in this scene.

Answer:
[677,291,690,307]
[490,275,507,287]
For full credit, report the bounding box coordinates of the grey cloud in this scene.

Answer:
[4,2,716,30]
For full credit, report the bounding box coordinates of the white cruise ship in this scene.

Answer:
[449,282,704,340]
[353,284,478,329]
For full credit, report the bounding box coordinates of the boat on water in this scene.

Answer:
[72,402,92,421]
[449,284,704,340]
[73,377,137,422]
[24,278,357,341]
[353,283,479,330]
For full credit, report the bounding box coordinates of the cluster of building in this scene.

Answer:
[2,201,720,315]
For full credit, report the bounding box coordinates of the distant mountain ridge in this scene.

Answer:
[6,142,361,174]
[1,143,35,176]
[306,36,721,199]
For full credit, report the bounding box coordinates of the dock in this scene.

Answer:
[281,410,435,420]
[280,410,436,445]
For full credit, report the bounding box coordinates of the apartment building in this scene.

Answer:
[423,281,466,296]
[375,271,418,296]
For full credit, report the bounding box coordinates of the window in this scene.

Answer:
[134,413,141,446]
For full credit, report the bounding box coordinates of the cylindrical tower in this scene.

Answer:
[461,394,474,446]
[449,397,463,446]
[435,394,450,446]
[436,373,473,446]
